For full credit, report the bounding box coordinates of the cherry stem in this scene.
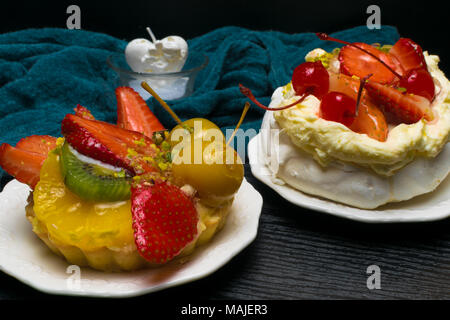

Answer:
[316,32,402,79]
[227,102,250,146]
[239,84,309,111]
[141,81,182,125]
[355,73,373,116]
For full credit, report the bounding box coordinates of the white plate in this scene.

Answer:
[248,135,450,223]
[0,178,262,298]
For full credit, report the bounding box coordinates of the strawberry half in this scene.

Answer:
[116,87,165,137]
[389,38,427,75]
[131,181,198,264]
[0,144,46,188]
[16,135,57,156]
[61,114,156,174]
[74,104,95,120]
[365,81,433,124]
[339,43,401,84]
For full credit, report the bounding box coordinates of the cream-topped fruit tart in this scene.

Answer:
[0,85,245,272]
[241,33,449,209]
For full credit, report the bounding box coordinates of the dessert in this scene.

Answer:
[241,34,449,209]
[0,85,244,271]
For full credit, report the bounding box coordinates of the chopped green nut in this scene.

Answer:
[158,162,169,171]
[127,148,138,158]
[378,44,393,53]
[152,130,168,145]
[305,49,338,69]
[161,141,171,151]
[114,170,126,178]
[133,138,147,147]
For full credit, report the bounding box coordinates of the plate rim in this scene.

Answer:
[0,178,263,298]
[248,134,450,223]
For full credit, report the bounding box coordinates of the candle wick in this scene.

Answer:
[146,27,157,44]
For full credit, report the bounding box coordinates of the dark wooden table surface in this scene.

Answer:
[1,163,449,300]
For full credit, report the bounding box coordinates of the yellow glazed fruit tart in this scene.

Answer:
[0,87,244,271]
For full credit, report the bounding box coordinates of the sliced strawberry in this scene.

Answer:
[389,38,427,75]
[339,43,401,84]
[116,87,165,137]
[74,104,95,120]
[0,144,46,188]
[329,73,388,141]
[61,114,157,174]
[365,81,433,124]
[15,135,57,156]
[131,181,198,264]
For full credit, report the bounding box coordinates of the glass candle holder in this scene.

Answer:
[107,52,208,100]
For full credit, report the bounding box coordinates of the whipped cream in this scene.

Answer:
[273,53,450,177]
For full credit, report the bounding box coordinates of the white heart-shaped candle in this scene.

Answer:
[125,27,188,73]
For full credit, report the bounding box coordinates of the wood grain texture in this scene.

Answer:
[0,164,449,300]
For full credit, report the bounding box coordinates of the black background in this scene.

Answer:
[1,0,449,301]
[1,0,448,73]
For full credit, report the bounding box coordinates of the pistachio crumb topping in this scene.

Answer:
[305,48,340,69]
[127,148,138,158]
[133,138,147,147]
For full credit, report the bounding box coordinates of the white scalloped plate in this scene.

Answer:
[0,178,262,297]
[248,135,450,223]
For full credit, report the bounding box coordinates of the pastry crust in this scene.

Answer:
[26,193,233,272]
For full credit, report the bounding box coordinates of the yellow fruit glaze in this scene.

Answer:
[273,52,450,176]
[33,150,134,251]
[29,148,233,271]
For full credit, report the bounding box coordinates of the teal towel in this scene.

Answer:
[0,25,400,185]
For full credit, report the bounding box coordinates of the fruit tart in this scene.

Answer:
[0,85,244,271]
[241,34,449,209]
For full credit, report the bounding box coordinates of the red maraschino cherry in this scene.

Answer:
[399,68,435,102]
[292,61,330,99]
[239,61,329,111]
[316,33,435,102]
[320,92,356,126]
[320,74,372,127]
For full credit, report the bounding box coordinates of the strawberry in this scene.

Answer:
[131,181,198,264]
[389,38,427,75]
[329,73,388,141]
[116,87,165,137]
[16,135,57,156]
[339,43,401,84]
[0,144,46,188]
[61,114,157,174]
[365,81,433,124]
[74,104,95,120]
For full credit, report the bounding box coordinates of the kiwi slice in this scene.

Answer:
[60,142,131,202]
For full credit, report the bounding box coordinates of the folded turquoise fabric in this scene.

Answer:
[0,25,400,185]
